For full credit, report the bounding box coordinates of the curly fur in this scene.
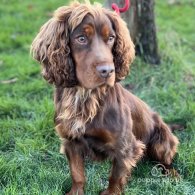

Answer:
[55,86,107,138]
[31,2,134,87]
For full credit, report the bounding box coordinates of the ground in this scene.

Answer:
[0,0,195,194]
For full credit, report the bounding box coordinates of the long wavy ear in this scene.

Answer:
[31,6,78,87]
[105,10,135,81]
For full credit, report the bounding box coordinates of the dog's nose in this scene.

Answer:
[96,65,114,78]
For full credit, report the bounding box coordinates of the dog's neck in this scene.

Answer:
[57,86,108,138]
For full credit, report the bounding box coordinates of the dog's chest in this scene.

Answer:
[87,106,124,132]
[82,128,117,160]
[82,107,124,152]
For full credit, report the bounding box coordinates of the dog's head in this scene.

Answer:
[31,2,135,89]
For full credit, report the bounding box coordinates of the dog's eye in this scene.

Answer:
[76,35,88,44]
[108,35,115,43]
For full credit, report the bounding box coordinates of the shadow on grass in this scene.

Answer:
[62,177,72,194]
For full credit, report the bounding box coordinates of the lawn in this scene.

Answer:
[0,0,195,194]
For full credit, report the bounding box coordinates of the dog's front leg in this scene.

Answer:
[100,139,145,195]
[100,157,131,195]
[65,141,85,195]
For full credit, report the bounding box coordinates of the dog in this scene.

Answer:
[31,2,179,195]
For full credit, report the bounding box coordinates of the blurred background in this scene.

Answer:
[0,0,195,194]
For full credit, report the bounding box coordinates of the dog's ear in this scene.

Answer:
[105,10,135,81]
[31,6,77,87]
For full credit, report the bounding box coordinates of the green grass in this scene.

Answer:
[0,0,195,194]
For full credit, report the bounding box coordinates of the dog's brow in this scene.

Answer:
[101,25,110,37]
[83,24,94,36]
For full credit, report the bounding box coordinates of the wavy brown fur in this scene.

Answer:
[31,2,134,87]
[31,2,179,195]
[55,86,107,138]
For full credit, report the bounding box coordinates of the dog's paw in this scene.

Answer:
[66,188,84,195]
[100,189,121,195]
[100,190,110,195]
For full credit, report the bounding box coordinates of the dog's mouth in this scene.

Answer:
[98,76,115,88]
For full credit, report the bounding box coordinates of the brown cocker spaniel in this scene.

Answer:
[31,2,179,195]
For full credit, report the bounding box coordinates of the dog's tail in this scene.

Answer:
[147,113,179,165]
